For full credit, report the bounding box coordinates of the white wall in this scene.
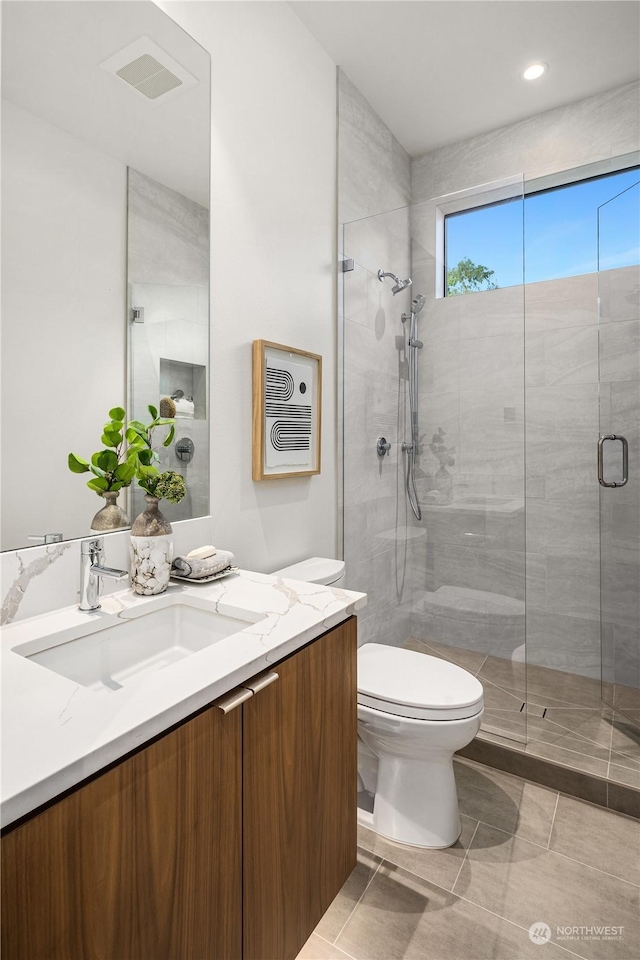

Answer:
[1,100,127,551]
[159,1,338,572]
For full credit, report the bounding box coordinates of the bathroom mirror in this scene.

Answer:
[0,0,211,551]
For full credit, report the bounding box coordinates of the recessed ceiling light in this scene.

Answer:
[523,62,548,81]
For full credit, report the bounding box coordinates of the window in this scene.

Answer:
[444,165,640,296]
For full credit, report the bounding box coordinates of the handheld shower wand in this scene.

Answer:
[401,293,425,521]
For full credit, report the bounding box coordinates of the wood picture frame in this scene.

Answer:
[252,340,322,481]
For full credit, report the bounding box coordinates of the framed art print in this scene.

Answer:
[252,340,322,480]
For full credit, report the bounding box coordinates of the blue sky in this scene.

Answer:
[445,166,640,290]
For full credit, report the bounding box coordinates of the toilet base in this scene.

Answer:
[373,754,462,847]
[357,705,483,849]
[356,803,461,849]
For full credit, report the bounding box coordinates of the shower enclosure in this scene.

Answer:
[341,178,527,746]
[598,177,640,729]
[341,160,640,755]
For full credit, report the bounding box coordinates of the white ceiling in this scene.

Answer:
[1,1,211,207]
[289,0,640,157]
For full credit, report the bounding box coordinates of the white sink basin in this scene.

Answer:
[17,603,261,693]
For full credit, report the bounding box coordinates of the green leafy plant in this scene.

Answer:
[68,407,138,494]
[126,407,187,502]
[68,405,176,496]
[447,257,498,296]
[125,405,175,487]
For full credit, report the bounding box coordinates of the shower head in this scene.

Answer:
[378,269,413,295]
[411,294,426,316]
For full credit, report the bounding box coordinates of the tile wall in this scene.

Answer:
[412,82,640,203]
[406,244,526,674]
[406,256,638,683]
[338,72,411,224]
[338,71,416,647]
[342,207,416,647]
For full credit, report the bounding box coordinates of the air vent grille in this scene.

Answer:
[116,54,182,100]
[100,37,197,105]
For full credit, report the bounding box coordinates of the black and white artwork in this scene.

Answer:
[253,340,321,479]
[265,357,313,468]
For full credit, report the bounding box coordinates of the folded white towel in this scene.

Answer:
[172,549,235,579]
[174,397,195,419]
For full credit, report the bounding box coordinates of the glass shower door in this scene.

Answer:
[598,178,640,728]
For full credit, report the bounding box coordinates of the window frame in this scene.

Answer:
[437,152,640,298]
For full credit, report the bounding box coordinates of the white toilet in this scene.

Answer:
[270,556,346,588]
[269,557,484,849]
[357,643,483,848]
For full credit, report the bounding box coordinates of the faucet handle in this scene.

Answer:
[81,538,103,560]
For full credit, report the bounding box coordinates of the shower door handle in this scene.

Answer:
[598,434,628,487]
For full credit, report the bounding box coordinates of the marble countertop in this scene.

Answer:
[0,570,366,829]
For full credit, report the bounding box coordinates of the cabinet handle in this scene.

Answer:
[215,671,279,713]
[216,687,254,714]
[242,671,279,695]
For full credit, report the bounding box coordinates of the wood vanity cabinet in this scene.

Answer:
[243,616,357,960]
[1,616,357,960]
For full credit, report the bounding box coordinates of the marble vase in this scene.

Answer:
[130,496,173,596]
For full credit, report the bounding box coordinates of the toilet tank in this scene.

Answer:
[270,557,346,587]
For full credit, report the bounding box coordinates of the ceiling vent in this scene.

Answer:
[100,37,198,105]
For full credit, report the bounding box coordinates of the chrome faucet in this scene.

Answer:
[79,538,128,611]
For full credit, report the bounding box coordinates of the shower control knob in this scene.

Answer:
[376,437,391,458]
[175,437,195,463]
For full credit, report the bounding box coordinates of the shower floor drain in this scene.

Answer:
[522,702,547,718]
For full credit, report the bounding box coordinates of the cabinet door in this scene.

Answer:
[243,617,358,960]
[1,702,242,960]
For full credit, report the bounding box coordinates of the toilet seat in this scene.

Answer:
[358,643,484,721]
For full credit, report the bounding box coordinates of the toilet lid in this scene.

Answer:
[271,557,345,586]
[357,643,484,721]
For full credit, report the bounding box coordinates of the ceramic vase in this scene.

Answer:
[90,491,130,533]
[130,496,173,596]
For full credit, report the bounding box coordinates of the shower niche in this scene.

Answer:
[159,358,207,421]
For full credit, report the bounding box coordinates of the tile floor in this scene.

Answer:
[405,638,640,790]
[296,757,640,960]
